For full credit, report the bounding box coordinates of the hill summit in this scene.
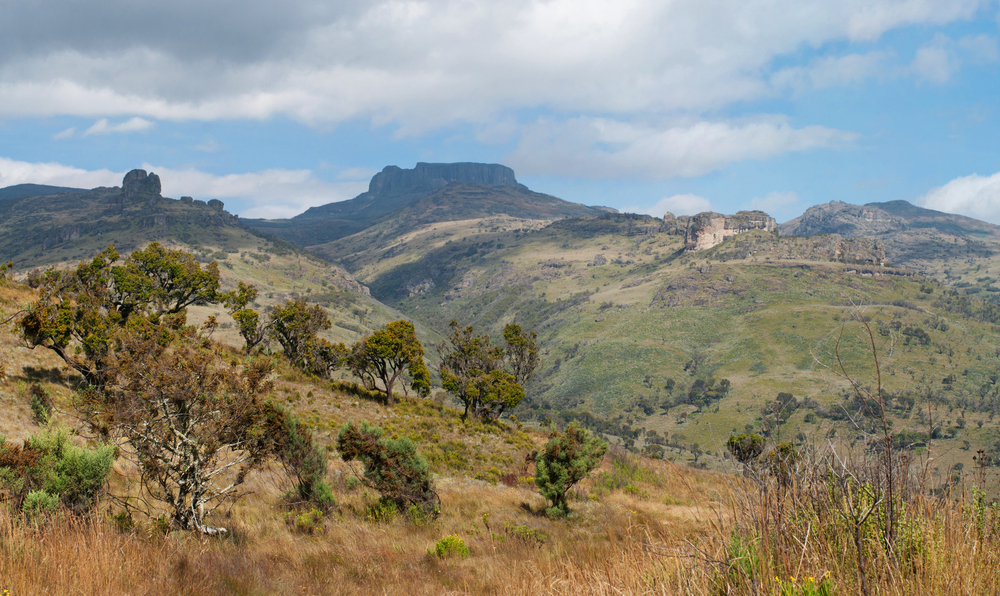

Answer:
[245,162,610,247]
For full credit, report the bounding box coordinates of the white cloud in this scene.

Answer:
[772,51,892,93]
[0,157,121,188]
[0,157,365,219]
[505,117,856,179]
[628,194,713,217]
[910,34,960,84]
[917,171,1000,225]
[140,164,368,219]
[82,117,154,136]
[0,0,987,131]
[53,127,76,140]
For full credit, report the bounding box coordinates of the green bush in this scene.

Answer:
[433,535,469,558]
[22,489,59,518]
[534,422,608,514]
[0,428,115,514]
[26,428,116,511]
[28,384,52,425]
[337,421,439,516]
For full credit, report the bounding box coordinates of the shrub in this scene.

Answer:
[0,428,115,514]
[337,421,439,516]
[28,384,53,425]
[22,489,59,519]
[433,535,469,558]
[534,422,608,514]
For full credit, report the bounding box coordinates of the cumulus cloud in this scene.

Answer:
[0,0,987,130]
[917,171,1000,225]
[505,117,856,179]
[0,157,121,188]
[0,157,365,219]
[628,194,713,217]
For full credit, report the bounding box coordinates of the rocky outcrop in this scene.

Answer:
[122,169,162,200]
[368,162,523,195]
[683,211,777,252]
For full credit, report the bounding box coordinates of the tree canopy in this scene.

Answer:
[346,320,429,405]
[438,321,539,419]
[19,243,222,389]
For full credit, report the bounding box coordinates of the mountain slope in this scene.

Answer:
[0,183,86,202]
[244,162,610,247]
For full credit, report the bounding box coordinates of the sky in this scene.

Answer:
[3,1,1000,223]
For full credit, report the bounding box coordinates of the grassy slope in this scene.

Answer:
[0,280,732,595]
[4,280,1000,596]
[322,215,1000,487]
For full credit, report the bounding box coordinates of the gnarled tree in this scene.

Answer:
[269,299,345,377]
[19,243,221,390]
[438,321,539,420]
[79,333,286,534]
[346,320,429,405]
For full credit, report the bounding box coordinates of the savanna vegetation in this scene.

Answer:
[5,239,1000,595]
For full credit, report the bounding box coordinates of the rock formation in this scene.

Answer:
[368,162,524,195]
[681,211,777,252]
[122,169,162,200]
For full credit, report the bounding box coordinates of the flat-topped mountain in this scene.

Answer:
[245,162,611,247]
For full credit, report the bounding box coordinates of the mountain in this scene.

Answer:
[10,167,1000,482]
[0,169,410,347]
[244,162,611,247]
[779,199,1000,283]
[780,200,1000,238]
[0,183,86,201]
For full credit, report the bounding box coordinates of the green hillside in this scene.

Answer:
[319,211,1000,486]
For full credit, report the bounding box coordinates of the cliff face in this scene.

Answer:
[368,162,523,194]
[665,210,777,252]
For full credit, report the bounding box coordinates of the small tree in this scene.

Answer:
[534,422,607,515]
[336,420,438,515]
[79,333,285,534]
[223,282,273,354]
[438,321,539,419]
[270,405,335,508]
[269,299,345,376]
[19,243,222,390]
[346,320,429,405]
[726,433,765,474]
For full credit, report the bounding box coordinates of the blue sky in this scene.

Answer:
[3,0,1000,224]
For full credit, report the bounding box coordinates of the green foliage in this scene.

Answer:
[292,508,325,534]
[433,535,469,558]
[0,428,114,514]
[439,320,539,420]
[346,320,429,405]
[223,282,272,354]
[22,489,59,519]
[28,383,52,425]
[534,422,608,514]
[727,433,765,467]
[269,299,345,377]
[269,404,335,509]
[18,243,222,389]
[336,420,439,515]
